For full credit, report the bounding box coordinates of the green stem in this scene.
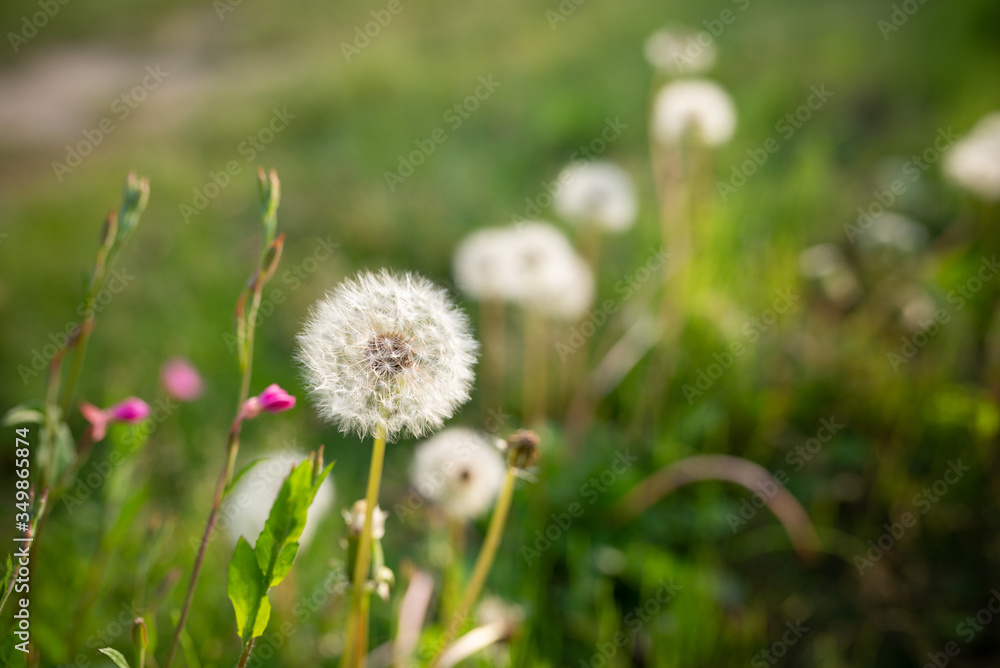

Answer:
[341,429,387,668]
[162,429,241,668]
[435,468,517,663]
[237,637,256,668]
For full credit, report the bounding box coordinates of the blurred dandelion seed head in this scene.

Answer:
[297,269,478,442]
[944,111,1000,201]
[453,227,522,301]
[510,222,595,320]
[454,223,595,320]
[554,161,638,232]
[644,26,717,75]
[652,78,737,147]
[410,427,507,520]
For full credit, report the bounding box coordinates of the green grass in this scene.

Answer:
[2,0,1000,665]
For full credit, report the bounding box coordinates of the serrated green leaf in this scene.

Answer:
[225,458,264,497]
[2,404,44,426]
[98,647,131,668]
[227,538,269,641]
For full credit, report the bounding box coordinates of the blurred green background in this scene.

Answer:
[2,0,1000,666]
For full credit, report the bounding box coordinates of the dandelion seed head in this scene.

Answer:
[509,222,594,320]
[944,113,1000,201]
[644,26,716,75]
[297,269,478,442]
[554,161,638,232]
[652,79,737,147]
[410,427,507,520]
[453,227,521,302]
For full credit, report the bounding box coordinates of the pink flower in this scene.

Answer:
[161,358,204,401]
[239,384,296,421]
[80,397,151,441]
[257,384,296,412]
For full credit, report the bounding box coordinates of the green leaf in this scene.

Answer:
[227,538,269,641]
[0,630,18,668]
[1,553,12,596]
[268,542,299,587]
[225,458,265,497]
[2,403,45,426]
[98,647,132,668]
[254,460,313,579]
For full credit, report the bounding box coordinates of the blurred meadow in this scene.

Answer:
[2,0,1000,666]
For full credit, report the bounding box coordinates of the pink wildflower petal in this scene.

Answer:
[257,384,296,413]
[108,397,151,423]
[79,402,110,441]
[161,358,204,401]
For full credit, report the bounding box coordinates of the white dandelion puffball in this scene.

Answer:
[944,112,1000,201]
[297,270,479,442]
[224,451,335,548]
[343,499,388,539]
[410,427,507,520]
[652,79,737,147]
[509,222,595,320]
[453,227,520,302]
[644,26,716,75]
[554,161,638,232]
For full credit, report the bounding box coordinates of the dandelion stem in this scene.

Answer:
[342,428,387,668]
[436,467,517,663]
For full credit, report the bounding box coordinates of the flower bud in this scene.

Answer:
[505,430,540,470]
[342,500,387,539]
